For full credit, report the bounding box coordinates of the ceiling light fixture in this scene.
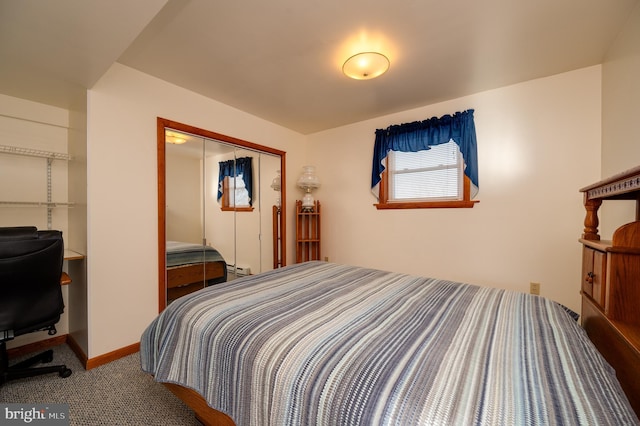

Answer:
[342,52,390,80]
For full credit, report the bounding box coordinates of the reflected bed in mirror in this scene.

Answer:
[158,118,287,311]
[166,241,227,304]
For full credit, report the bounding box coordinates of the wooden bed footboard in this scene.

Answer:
[163,383,236,426]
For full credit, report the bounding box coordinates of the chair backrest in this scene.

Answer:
[0,226,65,338]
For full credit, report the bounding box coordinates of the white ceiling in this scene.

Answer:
[1,0,637,134]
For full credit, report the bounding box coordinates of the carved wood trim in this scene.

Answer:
[586,175,640,200]
[580,165,640,240]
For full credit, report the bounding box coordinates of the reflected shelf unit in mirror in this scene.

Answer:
[0,144,74,230]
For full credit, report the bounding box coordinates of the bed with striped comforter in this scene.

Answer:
[166,240,226,268]
[140,261,638,425]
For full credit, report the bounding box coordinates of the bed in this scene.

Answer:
[141,261,639,425]
[166,241,227,304]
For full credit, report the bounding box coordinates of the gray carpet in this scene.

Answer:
[0,344,201,425]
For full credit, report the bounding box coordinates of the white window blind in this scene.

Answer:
[389,140,463,201]
[226,174,250,206]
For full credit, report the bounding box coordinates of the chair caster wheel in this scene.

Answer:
[42,352,54,363]
[59,368,72,378]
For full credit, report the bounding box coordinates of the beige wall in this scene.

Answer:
[0,94,70,235]
[600,2,640,238]
[9,14,639,356]
[86,63,306,357]
[3,4,638,360]
[165,151,202,243]
[307,66,603,313]
[0,61,613,357]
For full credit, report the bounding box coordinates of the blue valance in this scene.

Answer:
[218,156,253,206]
[371,109,478,198]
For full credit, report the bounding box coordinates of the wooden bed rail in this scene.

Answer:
[163,383,236,426]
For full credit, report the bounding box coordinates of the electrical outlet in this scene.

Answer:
[324,256,329,262]
[530,282,541,295]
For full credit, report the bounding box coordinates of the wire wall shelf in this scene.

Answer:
[0,144,71,161]
[0,201,75,207]
[0,144,73,229]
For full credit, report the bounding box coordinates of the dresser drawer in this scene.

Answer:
[581,246,606,309]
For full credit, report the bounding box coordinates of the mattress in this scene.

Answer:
[141,261,638,425]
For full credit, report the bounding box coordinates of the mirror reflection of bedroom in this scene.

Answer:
[161,124,285,306]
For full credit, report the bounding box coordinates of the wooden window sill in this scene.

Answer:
[221,206,254,212]
[374,200,479,209]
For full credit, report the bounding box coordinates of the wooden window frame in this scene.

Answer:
[374,157,479,210]
[220,176,254,212]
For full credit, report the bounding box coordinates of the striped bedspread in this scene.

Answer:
[166,240,226,268]
[140,261,638,425]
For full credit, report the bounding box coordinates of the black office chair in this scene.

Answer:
[0,226,72,385]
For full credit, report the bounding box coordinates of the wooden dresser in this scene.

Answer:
[579,165,640,416]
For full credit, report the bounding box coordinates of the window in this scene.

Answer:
[218,156,254,212]
[376,143,476,209]
[221,174,253,211]
[371,109,479,210]
[388,141,463,201]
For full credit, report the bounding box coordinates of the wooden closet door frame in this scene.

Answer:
[157,117,287,312]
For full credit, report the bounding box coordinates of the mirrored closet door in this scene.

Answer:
[158,118,286,310]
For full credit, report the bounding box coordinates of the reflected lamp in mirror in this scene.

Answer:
[297,166,320,211]
[271,170,281,207]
